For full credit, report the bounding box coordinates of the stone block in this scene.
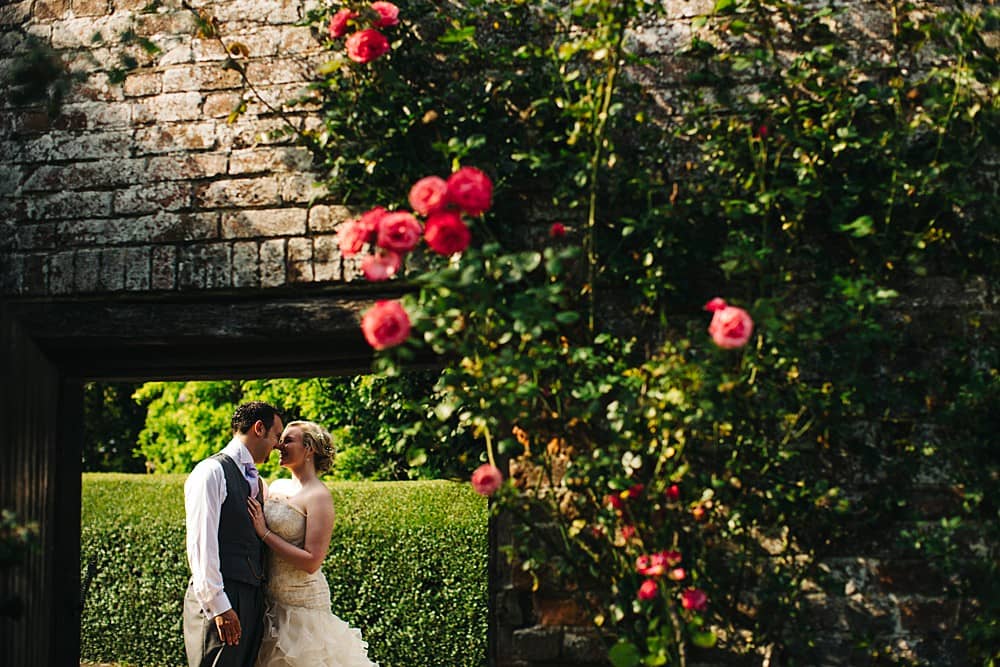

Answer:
[312,234,341,282]
[0,2,32,27]
[133,122,217,153]
[158,43,194,66]
[50,15,131,49]
[53,101,132,130]
[151,245,176,290]
[260,238,285,287]
[232,240,259,288]
[19,253,47,294]
[245,58,314,86]
[74,248,101,292]
[72,0,110,17]
[229,146,312,175]
[307,203,352,233]
[211,0,301,25]
[202,91,244,118]
[512,626,563,661]
[99,246,125,291]
[535,595,591,626]
[190,38,229,62]
[13,222,57,250]
[0,253,21,293]
[133,92,204,123]
[47,251,75,294]
[22,159,144,192]
[124,246,150,291]
[123,71,163,97]
[287,236,312,282]
[28,191,112,220]
[146,153,229,181]
[221,208,307,238]
[196,178,280,208]
[162,64,244,93]
[279,173,320,204]
[562,630,607,663]
[113,181,191,215]
[177,242,231,290]
[280,26,320,54]
[33,0,70,22]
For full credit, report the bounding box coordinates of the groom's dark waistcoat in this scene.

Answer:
[212,452,265,587]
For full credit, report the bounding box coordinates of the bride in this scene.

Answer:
[246,420,378,667]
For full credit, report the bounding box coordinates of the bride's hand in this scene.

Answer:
[247,497,268,538]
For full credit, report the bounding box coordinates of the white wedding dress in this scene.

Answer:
[255,495,379,667]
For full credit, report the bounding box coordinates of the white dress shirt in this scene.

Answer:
[184,437,268,618]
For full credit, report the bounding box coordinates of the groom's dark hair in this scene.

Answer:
[231,401,282,434]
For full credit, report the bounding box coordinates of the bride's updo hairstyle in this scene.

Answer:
[288,420,336,474]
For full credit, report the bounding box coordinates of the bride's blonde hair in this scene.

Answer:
[287,420,336,474]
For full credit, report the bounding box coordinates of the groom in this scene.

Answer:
[183,401,283,667]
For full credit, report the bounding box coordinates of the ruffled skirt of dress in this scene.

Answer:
[256,600,379,667]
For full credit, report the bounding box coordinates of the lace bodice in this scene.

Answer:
[264,497,331,610]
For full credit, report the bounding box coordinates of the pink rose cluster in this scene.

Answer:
[704,297,754,349]
[635,549,707,613]
[346,167,493,351]
[328,2,399,64]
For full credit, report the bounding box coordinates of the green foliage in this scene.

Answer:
[80,474,488,667]
[291,0,998,664]
[5,35,79,116]
[133,374,480,480]
[83,382,147,473]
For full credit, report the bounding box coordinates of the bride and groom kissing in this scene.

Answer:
[183,401,378,667]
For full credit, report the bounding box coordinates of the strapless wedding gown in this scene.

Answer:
[255,496,379,667]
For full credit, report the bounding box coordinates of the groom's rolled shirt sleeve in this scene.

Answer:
[184,459,230,618]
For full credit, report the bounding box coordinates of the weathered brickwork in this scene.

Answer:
[0,0,348,296]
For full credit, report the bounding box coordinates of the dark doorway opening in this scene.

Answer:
[2,289,499,667]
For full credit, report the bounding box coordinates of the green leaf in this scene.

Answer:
[714,0,736,13]
[608,640,642,667]
[839,215,875,237]
[406,447,428,467]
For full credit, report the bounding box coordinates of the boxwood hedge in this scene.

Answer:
[80,473,488,667]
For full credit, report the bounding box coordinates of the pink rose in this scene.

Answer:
[370,1,399,27]
[549,222,566,238]
[636,550,681,577]
[446,166,493,216]
[471,463,503,496]
[668,567,686,581]
[424,211,471,255]
[329,8,358,38]
[666,484,680,501]
[604,493,623,510]
[361,300,411,350]
[346,28,390,63]
[621,525,636,540]
[681,588,708,611]
[638,579,659,601]
[361,249,401,281]
[376,211,422,253]
[704,297,754,349]
[408,175,450,216]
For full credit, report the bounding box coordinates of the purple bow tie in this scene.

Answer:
[244,463,259,491]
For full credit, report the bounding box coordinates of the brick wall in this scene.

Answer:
[0,0,360,297]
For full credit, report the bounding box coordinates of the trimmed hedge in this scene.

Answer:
[80,474,488,667]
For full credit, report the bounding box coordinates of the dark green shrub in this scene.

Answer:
[80,474,487,667]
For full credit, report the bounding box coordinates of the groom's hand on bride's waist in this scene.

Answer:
[214,608,242,645]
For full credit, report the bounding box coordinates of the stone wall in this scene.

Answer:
[0,0,360,298]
